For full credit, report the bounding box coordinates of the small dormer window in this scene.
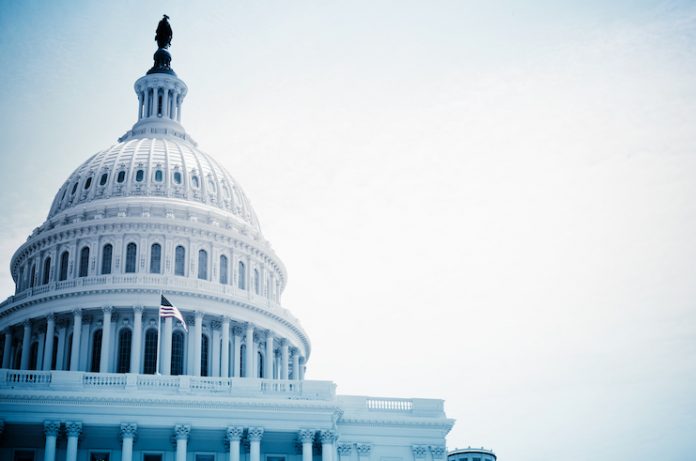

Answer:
[207,178,216,192]
[154,170,163,182]
[191,175,200,188]
[71,182,78,195]
[99,173,108,186]
[173,171,182,184]
[117,171,126,183]
[84,176,92,190]
[135,169,145,182]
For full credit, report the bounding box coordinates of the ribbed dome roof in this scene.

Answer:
[48,137,261,232]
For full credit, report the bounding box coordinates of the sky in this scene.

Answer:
[1,1,696,460]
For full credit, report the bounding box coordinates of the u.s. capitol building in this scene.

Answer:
[0,17,454,461]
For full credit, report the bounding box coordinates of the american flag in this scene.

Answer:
[160,295,188,331]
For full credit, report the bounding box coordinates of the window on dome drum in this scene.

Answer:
[154,169,164,182]
[135,169,145,182]
[150,243,162,274]
[238,261,246,290]
[71,182,78,195]
[254,269,260,295]
[196,455,215,461]
[29,341,39,370]
[66,334,72,370]
[158,94,163,116]
[144,455,163,461]
[125,242,137,273]
[240,344,246,377]
[51,336,58,370]
[208,178,216,192]
[143,329,158,374]
[79,246,90,277]
[173,171,182,184]
[198,249,208,280]
[90,453,110,461]
[223,185,231,199]
[99,172,108,186]
[117,170,126,183]
[90,330,102,372]
[117,328,132,373]
[84,176,92,190]
[101,244,113,275]
[191,175,200,188]
[12,450,35,461]
[29,264,36,287]
[257,351,263,378]
[42,257,51,284]
[60,187,67,202]
[59,251,69,281]
[171,331,185,375]
[175,245,185,276]
[201,334,209,376]
[219,255,228,284]
[12,340,22,369]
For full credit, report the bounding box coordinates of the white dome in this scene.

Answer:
[48,137,261,233]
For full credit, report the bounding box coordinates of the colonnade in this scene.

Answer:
[35,421,340,461]
[0,306,306,380]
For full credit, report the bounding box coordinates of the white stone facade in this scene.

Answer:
[0,21,453,461]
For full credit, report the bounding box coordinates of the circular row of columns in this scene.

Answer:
[35,421,343,461]
[1,307,306,379]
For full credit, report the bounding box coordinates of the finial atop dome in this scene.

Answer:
[148,15,176,76]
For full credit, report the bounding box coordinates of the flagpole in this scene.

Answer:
[155,290,162,375]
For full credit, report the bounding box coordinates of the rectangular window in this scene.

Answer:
[13,450,35,461]
[267,456,286,461]
[196,455,215,461]
[144,455,163,461]
[90,453,110,461]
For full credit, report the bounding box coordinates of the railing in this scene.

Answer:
[3,369,52,386]
[367,398,414,411]
[83,374,127,388]
[337,395,445,417]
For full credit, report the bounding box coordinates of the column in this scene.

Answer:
[320,430,337,461]
[245,323,254,377]
[337,444,353,461]
[292,348,300,381]
[2,328,12,368]
[20,320,31,370]
[299,356,306,380]
[212,323,221,377]
[232,326,241,377]
[357,444,372,461]
[130,306,143,373]
[221,317,230,377]
[161,317,173,375]
[174,424,190,461]
[99,306,113,373]
[70,309,82,371]
[120,423,137,461]
[298,429,315,461]
[36,331,45,370]
[42,314,55,370]
[280,340,289,380]
[162,87,169,118]
[193,311,203,376]
[264,331,274,379]
[226,426,244,461]
[55,321,67,370]
[248,427,264,461]
[43,420,61,461]
[65,421,82,461]
[176,94,182,122]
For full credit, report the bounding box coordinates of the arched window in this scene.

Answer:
[191,175,200,188]
[117,329,132,373]
[59,251,69,281]
[238,261,246,290]
[79,246,90,277]
[240,344,246,377]
[90,330,103,372]
[219,255,228,284]
[154,169,164,182]
[254,269,260,295]
[101,244,113,275]
[198,250,208,280]
[84,176,93,190]
[175,246,185,276]
[201,334,209,377]
[173,171,182,185]
[51,336,58,370]
[29,342,39,370]
[143,329,158,374]
[171,331,185,375]
[66,333,73,370]
[135,169,144,182]
[99,173,108,186]
[42,257,51,285]
[29,264,36,287]
[117,171,126,183]
[150,243,162,274]
[125,242,137,273]
[258,351,264,378]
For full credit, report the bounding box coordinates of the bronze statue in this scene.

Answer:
[155,14,172,49]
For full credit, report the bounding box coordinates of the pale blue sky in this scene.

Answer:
[1,2,695,460]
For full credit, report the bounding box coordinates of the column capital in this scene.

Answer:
[65,421,82,437]
[120,423,138,439]
[429,446,445,459]
[44,420,61,437]
[23,319,32,329]
[356,444,372,456]
[232,326,243,336]
[222,316,231,325]
[194,311,204,320]
[412,446,427,459]
[247,427,264,442]
[133,305,144,314]
[102,305,113,314]
[72,308,82,318]
[245,322,254,331]
[174,424,191,440]
[280,338,288,347]
[46,313,55,322]
[226,426,244,442]
[337,443,353,456]
[211,320,222,330]
[265,329,274,340]
[298,429,315,444]
[319,430,337,444]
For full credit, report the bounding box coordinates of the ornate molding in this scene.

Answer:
[429,446,446,459]
[226,426,244,442]
[356,444,372,456]
[297,429,315,444]
[133,305,144,314]
[247,426,264,442]
[174,424,191,440]
[319,430,338,444]
[44,420,61,437]
[65,421,82,437]
[120,422,138,439]
[337,443,353,456]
